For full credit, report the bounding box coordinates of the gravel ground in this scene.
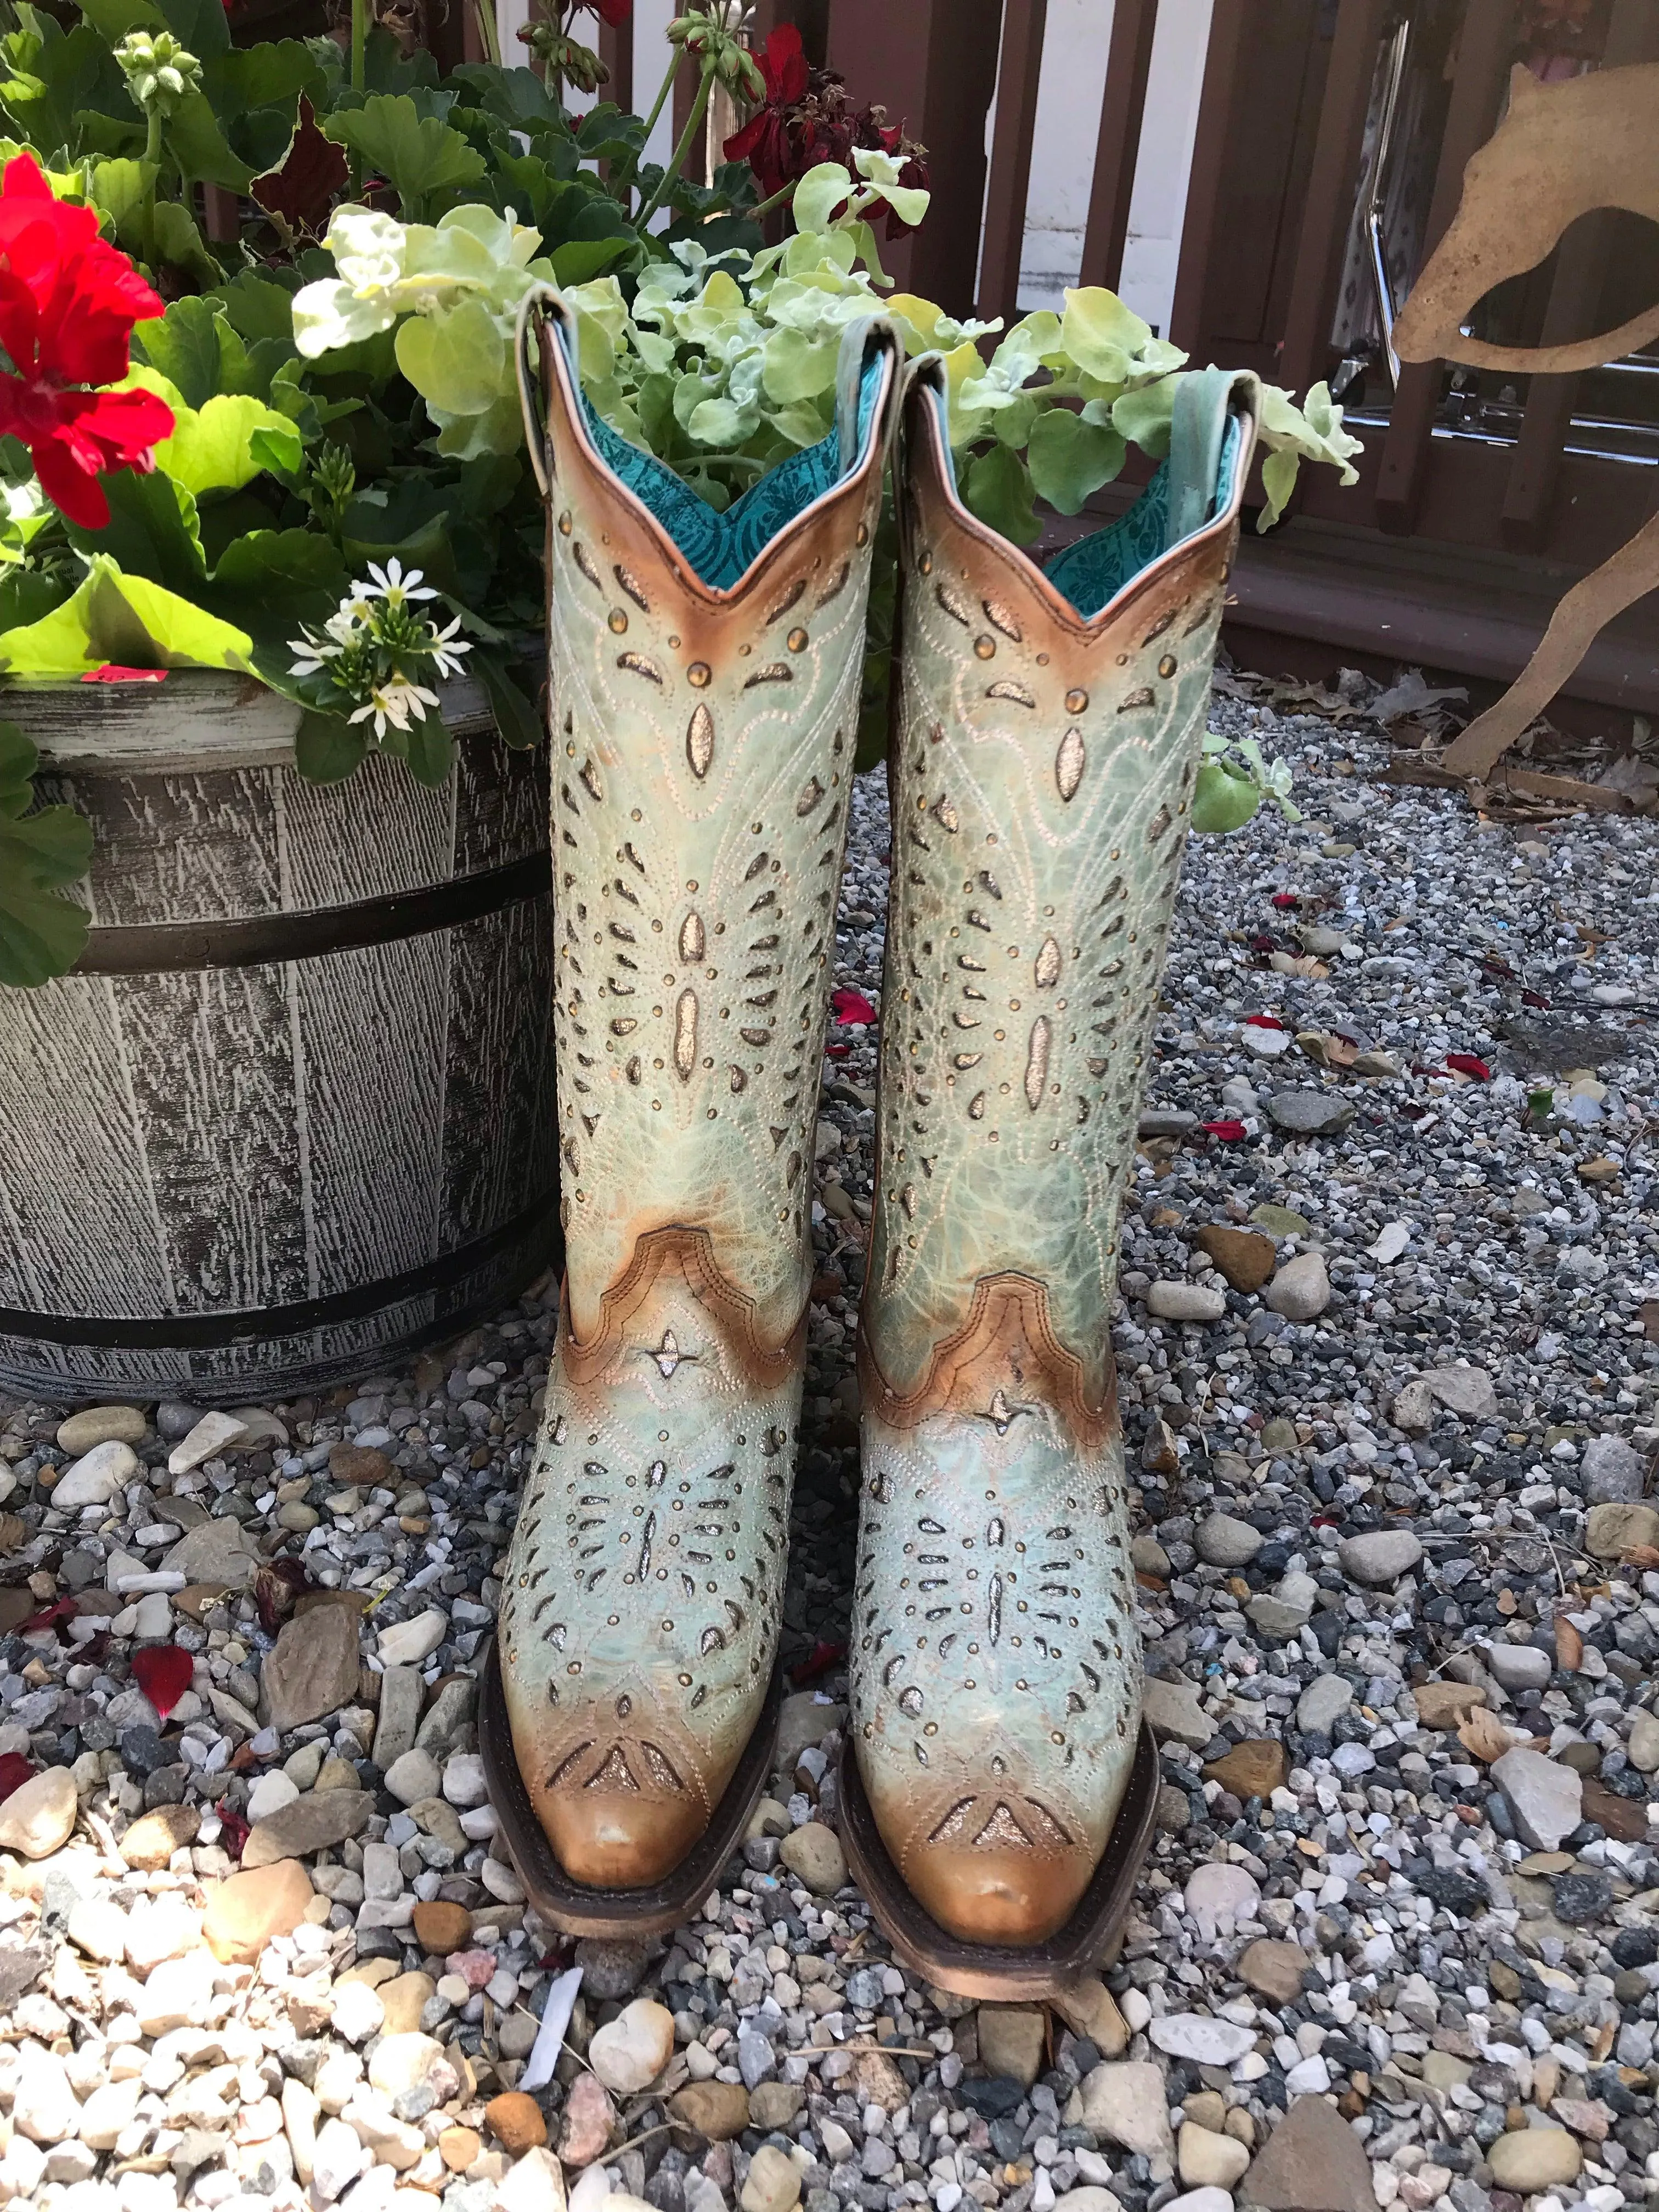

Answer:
[3,670,1658,2212]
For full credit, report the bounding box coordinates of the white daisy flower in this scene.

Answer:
[349,673,442,739]
[363,558,437,607]
[428,616,472,680]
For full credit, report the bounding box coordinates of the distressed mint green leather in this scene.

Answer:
[499,307,899,1889]
[850,362,1259,1950]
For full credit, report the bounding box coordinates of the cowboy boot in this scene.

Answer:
[488,304,899,1914]
[845,366,1259,1974]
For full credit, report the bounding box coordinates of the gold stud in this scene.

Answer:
[787,627,809,652]
[687,661,711,687]
[1158,653,1177,678]
[608,609,628,634]
[1065,687,1088,714]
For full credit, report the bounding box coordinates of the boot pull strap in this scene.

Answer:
[515,284,563,503]
[1164,366,1238,551]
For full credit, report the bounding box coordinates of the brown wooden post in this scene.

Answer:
[1165,0,1250,353]
[977,0,1048,323]
[825,0,1004,304]
[598,12,634,114]
[1500,0,1659,551]
[1373,0,1517,537]
[1077,0,1159,294]
[1277,0,1390,396]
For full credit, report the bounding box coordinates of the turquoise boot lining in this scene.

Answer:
[924,367,1246,622]
[568,324,887,592]
[1042,415,1243,619]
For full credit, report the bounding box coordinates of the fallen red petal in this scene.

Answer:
[0,1753,33,1804]
[790,1638,847,1687]
[831,988,877,1026]
[1445,1052,1492,1080]
[218,1806,250,1860]
[81,664,168,682]
[131,1643,194,1720]
[18,1597,76,1635]
[1245,1015,1286,1031]
[1201,1120,1248,1141]
[1270,893,1300,910]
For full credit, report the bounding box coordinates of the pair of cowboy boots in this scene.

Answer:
[485,302,1258,1990]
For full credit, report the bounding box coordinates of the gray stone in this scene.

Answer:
[55,1406,147,1455]
[167,1410,250,1474]
[1585,1501,1659,1558]
[1141,1676,1211,1749]
[384,1749,442,1806]
[1582,1434,1645,1504]
[1296,1673,1353,1734]
[1492,1748,1583,1850]
[1149,2014,1256,2064]
[1338,1530,1423,1585]
[776,1690,847,1773]
[264,1606,362,1733]
[242,1790,374,1868]
[1078,2062,1173,2160]
[1628,1708,1659,1773]
[1147,1281,1227,1323]
[53,1438,139,1509]
[413,1675,475,1756]
[374,1668,426,1767]
[1248,1573,1317,1637]
[161,1517,262,1593]
[1264,1251,1330,1321]
[1265,1091,1355,1136]
[1424,1365,1498,1422]
[1194,1513,1262,1568]
[977,2006,1046,2087]
[1483,1639,1552,1691]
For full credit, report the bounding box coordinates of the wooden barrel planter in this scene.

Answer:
[0,671,558,1406]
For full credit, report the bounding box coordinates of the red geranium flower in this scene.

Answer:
[0,152,174,530]
[724,23,811,198]
[592,0,631,24]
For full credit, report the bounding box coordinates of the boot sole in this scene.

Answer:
[837,1719,1159,2001]
[479,1638,783,1938]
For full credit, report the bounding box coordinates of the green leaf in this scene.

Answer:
[156,394,304,496]
[322,94,486,218]
[201,39,324,121]
[474,649,542,751]
[0,723,93,985]
[1257,445,1300,532]
[1059,286,1157,386]
[0,556,255,676]
[150,200,221,286]
[404,712,455,787]
[152,0,232,57]
[133,297,225,410]
[63,469,206,596]
[961,444,1040,546]
[0,812,93,986]
[213,269,305,345]
[4,19,120,159]
[87,155,154,234]
[1111,377,1180,460]
[393,298,507,418]
[549,234,634,287]
[1025,406,1125,515]
[0,718,39,820]
[1190,758,1262,834]
[294,710,369,783]
[164,88,256,190]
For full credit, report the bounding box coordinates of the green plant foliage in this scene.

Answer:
[320,94,487,219]
[0,720,94,988]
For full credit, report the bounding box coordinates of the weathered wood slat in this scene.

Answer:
[438,901,557,1254]
[0,975,172,1314]
[111,962,312,1316]
[280,749,455,909]
[296,932,450,1289]
[0,672,555,1404]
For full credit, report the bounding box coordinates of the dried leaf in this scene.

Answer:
[1621,1543,1659,1571]
[1458,1706,1514,1763]
[1554,1615,1583,1671]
